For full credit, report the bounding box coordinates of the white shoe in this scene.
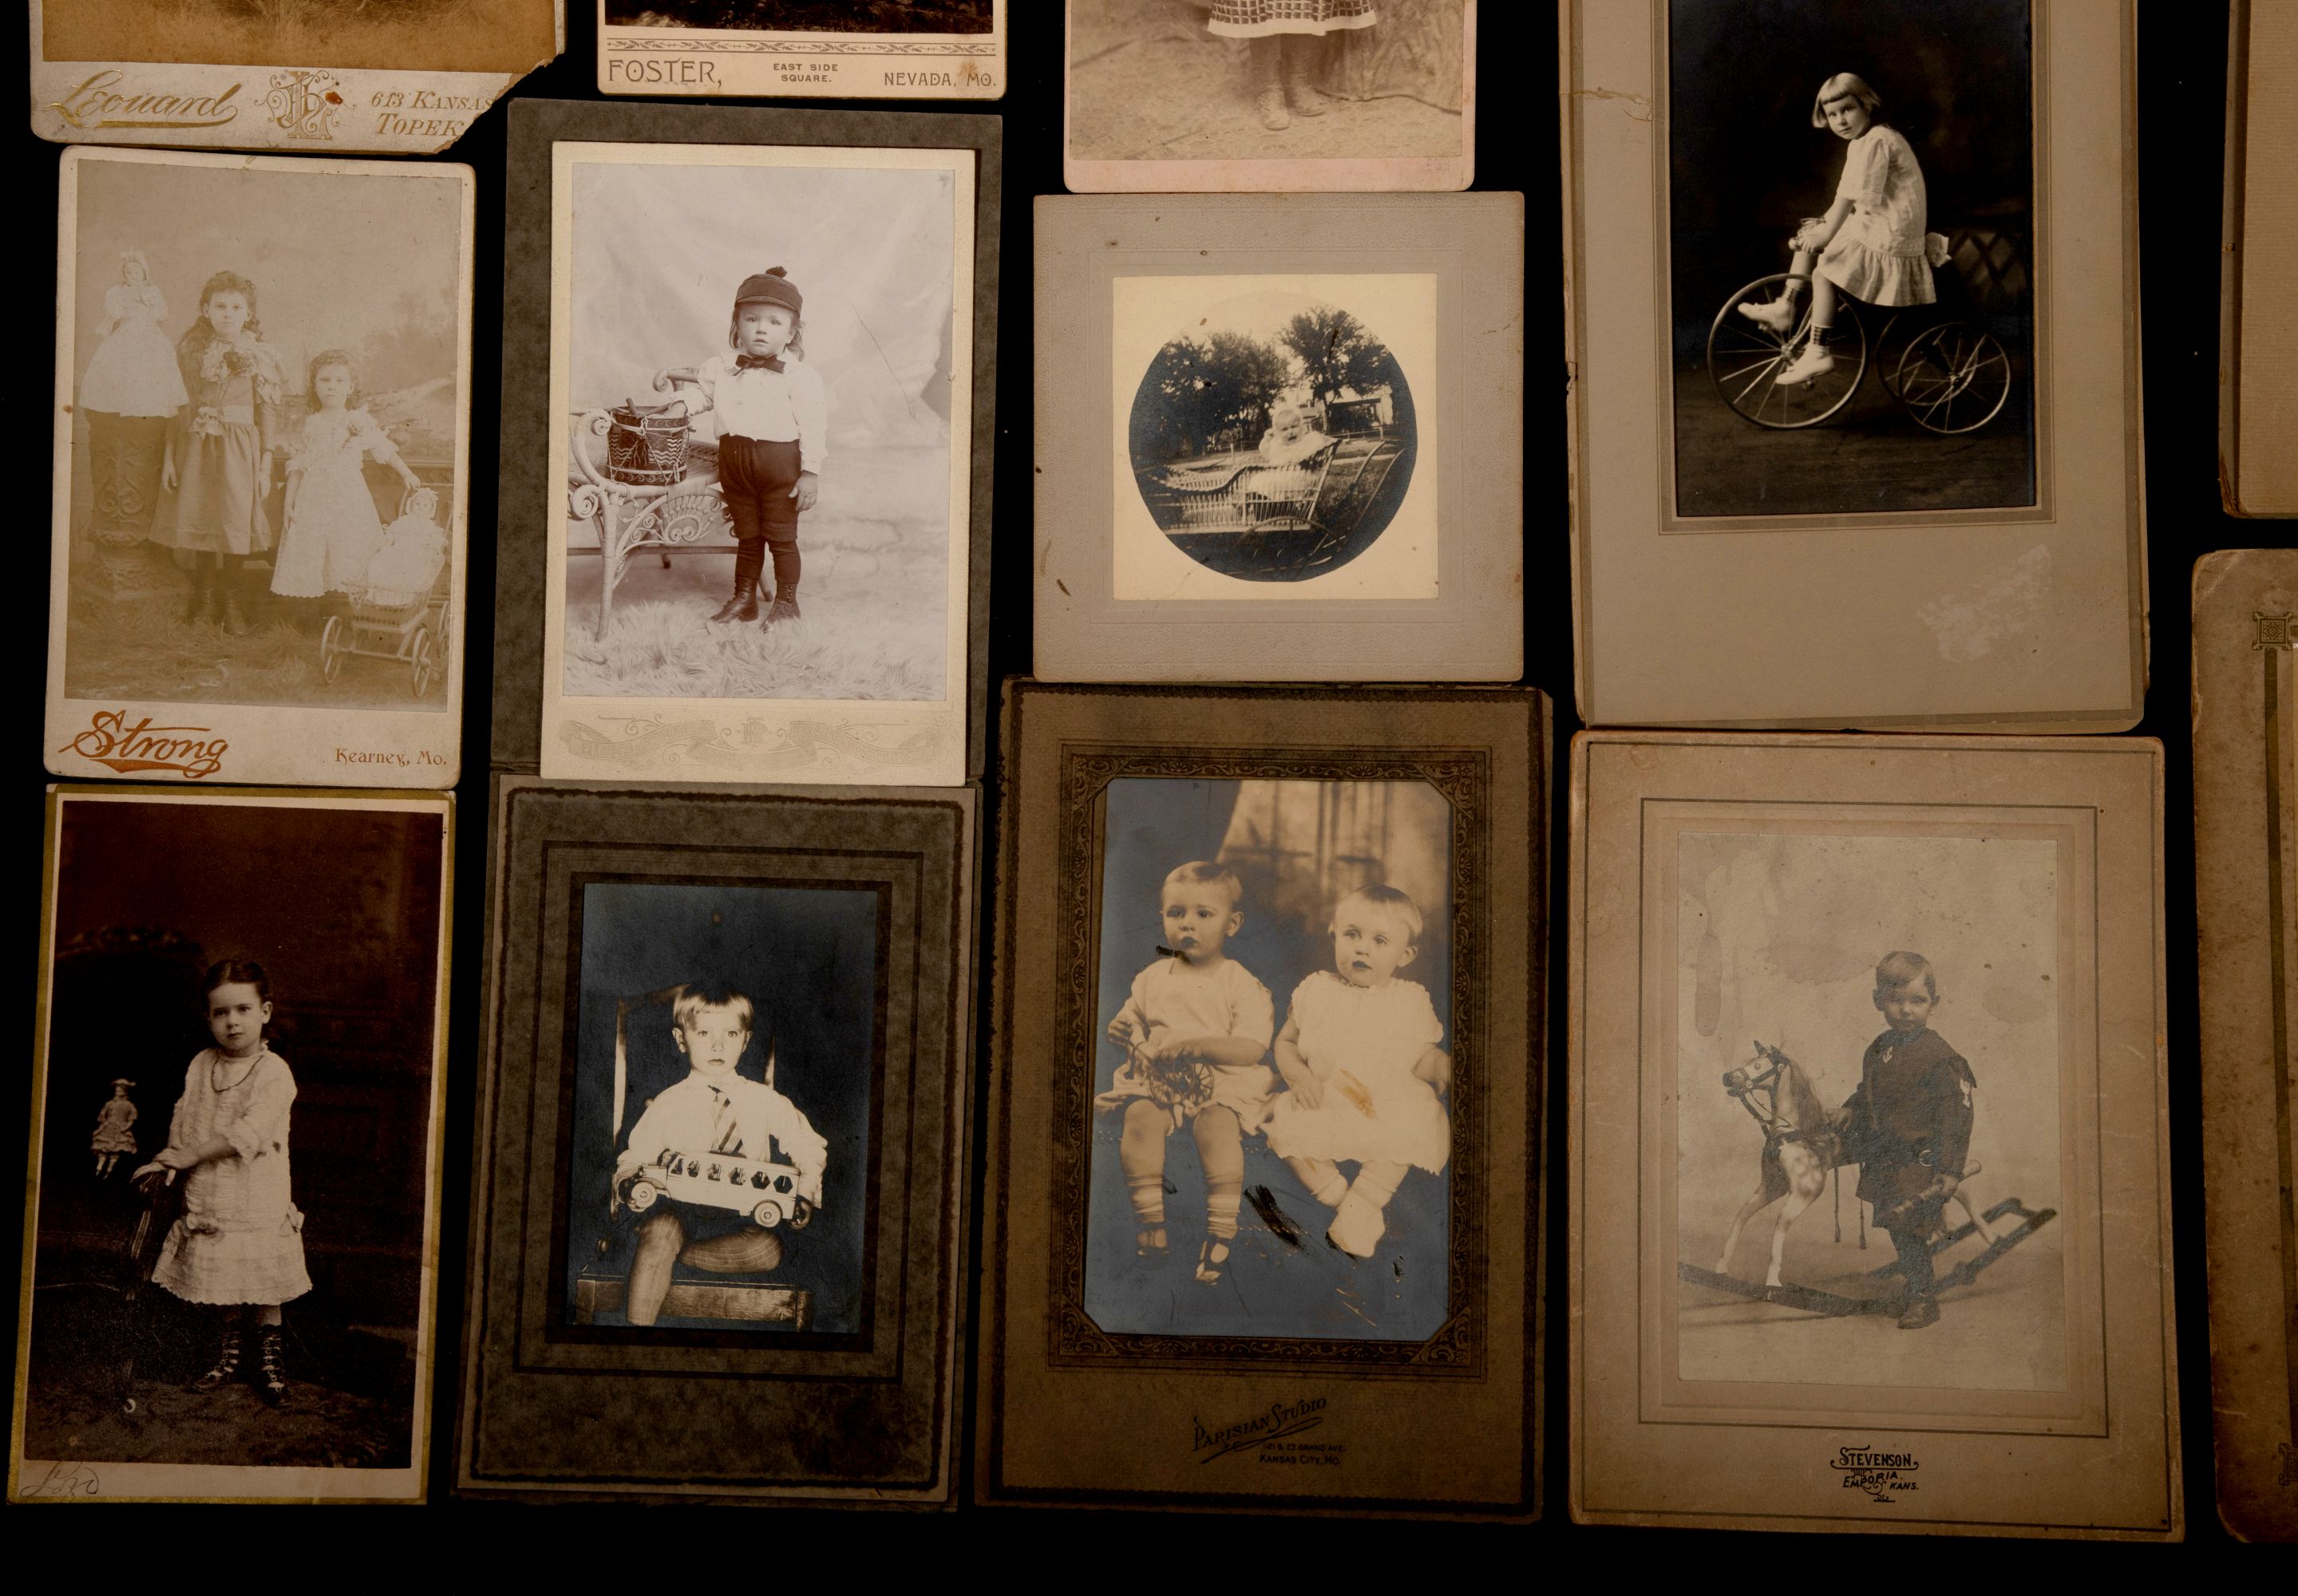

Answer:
[1776,342,1837,385]
[1736,298,1799,335]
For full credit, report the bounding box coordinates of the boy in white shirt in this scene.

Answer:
[686,266,829,630]
[614,984,829,1326]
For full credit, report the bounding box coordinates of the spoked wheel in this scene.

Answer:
[410,627,436,698]
[1894,322,2013,434]
[1707,274,1866,429]
[319,616,345,682]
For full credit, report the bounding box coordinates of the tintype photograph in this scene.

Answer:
[2191,548,2298,1541]
[981,684,1545,1518]
[598,1,1006,101]
[457,781,976,1503]
[46,148,474,788]
[556,883,880,1337]
[30,1,564,152]
[1673,836,2063,1388]
[542,140,976,786]
[1572,734,2179,1538]
[1086,778,1453,1340]
[1119,274,1427,595]
[10,788,452,1504]
[1669,0,2038,519]
[1065,0,1473,192]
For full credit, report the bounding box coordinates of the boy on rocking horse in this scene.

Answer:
[1840,951,1976,1331]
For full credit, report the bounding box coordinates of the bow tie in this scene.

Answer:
[736,354,785,372]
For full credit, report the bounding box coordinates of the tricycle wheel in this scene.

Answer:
[410,627,435,697]
[1896,322,2013,434]
[319,616,344,682]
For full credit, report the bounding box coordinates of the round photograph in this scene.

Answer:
[1126,290,1417,583]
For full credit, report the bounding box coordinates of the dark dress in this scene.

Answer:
[1841,1025,1976,1298]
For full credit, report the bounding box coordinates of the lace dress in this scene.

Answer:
[271,408,403,597]
[150,1049,312,1307]
[1264,971,1450,1171]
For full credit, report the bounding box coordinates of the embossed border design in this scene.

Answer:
[1044,743,1490,1377]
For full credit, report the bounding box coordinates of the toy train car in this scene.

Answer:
[623,1147,819,1230]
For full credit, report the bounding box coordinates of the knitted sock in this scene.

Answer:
[1205,1180,1242,1242]
[1285,1156,1348,1210]
[1125,1174,1166,1227]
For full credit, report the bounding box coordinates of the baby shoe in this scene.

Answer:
[1736,298,1799,336]
[1776,342,1837,386]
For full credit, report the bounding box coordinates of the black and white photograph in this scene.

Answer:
[1668,0,2039,519]
[1086,776,1454,1343]
[598,1,1006,101]
[45,148,474,788]
[1672,830,2065,1391]
[10,788,451,1503]
[543,141,974,786]
[1112,271,1436,603]
[557,882,880,1337]
[1127,290,1416,583]
[1064,0,1472,192]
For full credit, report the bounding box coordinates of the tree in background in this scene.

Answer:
[1279,302,1398,406]
[1138,329,1294,459]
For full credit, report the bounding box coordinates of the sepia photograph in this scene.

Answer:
[1065,0,1473,192]
[1085,776,1454,1342]
[41,0,560,72]
[11,788,451,1503]
[607,1,991,30]
[1671,832,2064,1391]
[557,882,880,1337]
[599,1,1006,101]
[1127,291,1415,583]
[1667,0,2038,519]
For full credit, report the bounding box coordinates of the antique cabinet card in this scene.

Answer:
[599,2,1007,101]
[1034,193,1522,682]
[1063,1,1474,194]
[1562,1,2146,729]
[12,787,454,1505]
[2192,549,2298,1541]
[45,148,475,790]
[979,683,1546,1518]
[29,1,562,154]
[1571,733,2179,1538]
[455,779,977,1503]
[2220,0,2297,517]
[500,100,997,787]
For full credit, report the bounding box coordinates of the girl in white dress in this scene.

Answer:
[80,250,189,419]
[1096,862,1277,1284]
[1735,73,1939,387]
[271,350,421,603]
[135,959,310,1408]
[1264,884,1451,1258]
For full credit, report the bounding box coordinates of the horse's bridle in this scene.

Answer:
[1723,1046,1807,1148]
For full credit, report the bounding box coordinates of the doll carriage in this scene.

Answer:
[318,484,451,698]
[1706,224,2027,433]
[571,982,814,1329]
[1134,436,1406,577]
[566,373,741,640]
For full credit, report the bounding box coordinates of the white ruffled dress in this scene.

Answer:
[1263,971,1450,1172]
[150,1049,312,1308]
[1817,124,1936,308]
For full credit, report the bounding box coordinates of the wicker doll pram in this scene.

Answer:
[318,484,451,698]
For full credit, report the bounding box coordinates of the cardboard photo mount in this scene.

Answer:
[28,0,564,155]
[1571,731,2180,1539]
[493,98,999,788]
[597,0,1008,102]
[979,681,1548,1519]
[10,784,456,1505]
[1560,0,2147,731]
[2218,0,2298,517]
[453,777,979,1504]
[45,147,477,791]
[1034,193,1524,684]
[2191,549,2298,1542]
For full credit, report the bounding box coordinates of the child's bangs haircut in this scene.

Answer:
[1873,950,1937,998]
[1811,72,1882,127]
[204,956,271,1003]
[672,982,755,1033]
[307,348,361,408]
[1332,883,1424,944]
[1162,860,1244,909]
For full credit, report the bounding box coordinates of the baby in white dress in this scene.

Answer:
[1096,861,1276,1284]
[1264,883,1452,1258]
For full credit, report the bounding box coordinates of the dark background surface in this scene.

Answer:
[1,0,2272,1563]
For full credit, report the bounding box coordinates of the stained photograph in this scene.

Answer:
[560,883,880,1336]
[1085,777,1454,1343]
[1128,290,1415,583]
[57,156,468,712]
[607,1,992,30]
[558,150,964,702]
[43,0,559,72]
[14,793,448,1495]
[1673,831,2066,1391]
[1668,0,2038,519]
[1068,0,1467,167]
